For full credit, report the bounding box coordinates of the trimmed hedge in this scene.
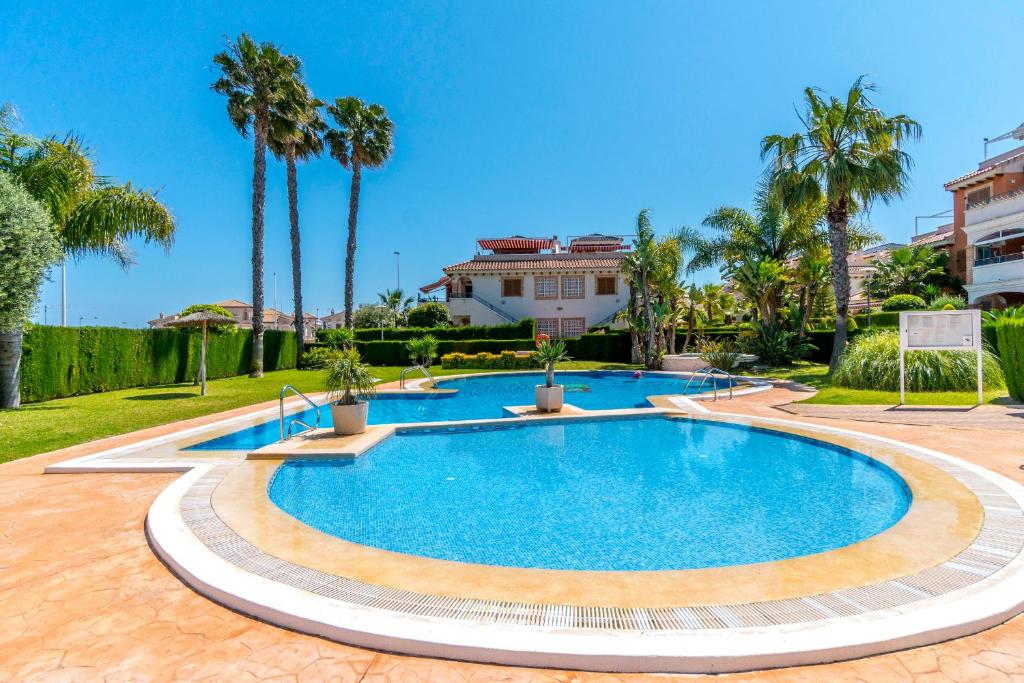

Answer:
[996,319,1024,401]
[852,311,899,328]
[564,331,631,362]
[353,319,534,342]
[440,351,539,370]
[882,294,927,312]
[355,338,536,366]
[19,325,296,403]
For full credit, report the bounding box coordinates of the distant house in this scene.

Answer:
[419,234,630,338]
[149,299,318,340]
[320,310,347,330]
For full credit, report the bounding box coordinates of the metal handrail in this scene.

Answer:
[683,367,735,401]
[400,364,436,389]
[279,384,321,441]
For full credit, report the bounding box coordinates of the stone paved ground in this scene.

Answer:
[1,386,1023,681]
[779,401,1024,432]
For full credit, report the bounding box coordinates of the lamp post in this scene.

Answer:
[393,251,401,291]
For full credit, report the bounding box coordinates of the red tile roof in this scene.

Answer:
[477,237,556,252]
[444,254,625,272]
[944,149,1024,190]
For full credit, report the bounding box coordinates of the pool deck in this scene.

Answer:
[2,379,1023,680]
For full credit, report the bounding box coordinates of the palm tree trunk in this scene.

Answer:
[249,113,268,378]
[344,162,362,329]
[0,330,22,408]
[668,323,676,355]
[640,275,656,368]
[286,147,305,367]
[683,304,695,351]
[827,199,852,372]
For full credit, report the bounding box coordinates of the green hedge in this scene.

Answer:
[440,351,539,370]
[19,326,296,403]
[353,319,534,342]
[996,319,1024,401]
[564,331,631,362]
[852,311,899,328]
[355,338,536,366]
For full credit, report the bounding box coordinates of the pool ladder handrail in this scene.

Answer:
[683,367,734,401]
[279,384,321,441]
[399,364,436,389]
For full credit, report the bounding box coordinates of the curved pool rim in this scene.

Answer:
[144,408,1024,673]
[266,414,915,572]
[211,412,982,608]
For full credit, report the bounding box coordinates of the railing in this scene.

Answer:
[974,251,1024,268]
[683,367,735,401]
[400,364,436,389]
[279,384,321,441]
[593,305,628,327]
[965,187,1024,211]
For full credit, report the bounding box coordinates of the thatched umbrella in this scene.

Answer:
[167,311,238,395]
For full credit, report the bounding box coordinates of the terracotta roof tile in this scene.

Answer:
[944,149,1024,189]
[444,254,625,272]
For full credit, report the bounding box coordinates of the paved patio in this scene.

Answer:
[1,385,1023,681]
[779,401,1024,432]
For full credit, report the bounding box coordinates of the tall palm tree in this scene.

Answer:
[212,33,302,377]
[376,288,414,326]
[699,283,732,324]
[762,77,920,370]
[794,249,830,337]
[269,86,324,366]
[324,97,394,329]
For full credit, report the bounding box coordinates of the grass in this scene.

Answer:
[0,361,627,464]
[749,362,1010,406]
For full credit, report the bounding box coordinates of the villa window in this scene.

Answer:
[536,318,560,338]
[501,277,523,297]
[596,276,617,295]
[534,276,557,300]
[561,275,584,299]
[965,185,992,210]
[560,317,585,338]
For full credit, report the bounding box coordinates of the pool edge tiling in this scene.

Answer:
[145,410,1024,674]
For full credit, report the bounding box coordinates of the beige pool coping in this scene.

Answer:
[211,410,983,609]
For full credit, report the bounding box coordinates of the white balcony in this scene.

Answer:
[964,188,1024,228]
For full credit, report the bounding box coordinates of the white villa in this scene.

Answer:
[419,235,630,338]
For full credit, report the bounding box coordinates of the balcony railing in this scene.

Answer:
[974,251,1024,268]
[965,187,1024,211]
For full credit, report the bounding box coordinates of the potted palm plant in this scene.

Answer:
[534,338,570,412]
[325,349,377,435]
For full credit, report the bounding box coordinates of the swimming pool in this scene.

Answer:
[267,416,911,571]
[187,370,734,451]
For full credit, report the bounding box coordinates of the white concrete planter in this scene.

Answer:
[535,385,564,412]
[661,354,708,372]
[330,401,369,435]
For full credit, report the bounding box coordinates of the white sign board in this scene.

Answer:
[898,309,983,405]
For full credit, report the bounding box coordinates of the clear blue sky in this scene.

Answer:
[5,1,1024,327]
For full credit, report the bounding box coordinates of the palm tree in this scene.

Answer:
[212,34,302,377]
[324,97,394,329]
[794,249,830,337]
[269,85,324,367]
[866,245,946,298]
[681,283,707,351]
[762,77,920,370]
[731,258,788,325]
[0,115,175,319]
[376,288,414,326]
[699,283,732,324]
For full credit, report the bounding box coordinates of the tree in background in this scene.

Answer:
[324,97,394,329]
[794,248,830,337]
[867,245,947,299]
[269,83,325,367]
[407,302,450,328]
[0,172,62,408]
[699,283,733,325]
[762,77,920,370]
[212,34,302,377]
[377,288,414,326]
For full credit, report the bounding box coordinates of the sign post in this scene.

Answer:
[899,309,983,405]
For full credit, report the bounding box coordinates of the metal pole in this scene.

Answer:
[393,251,400,291]
[200,321,208,396]
[898,312,905,405]
[975,312,983,406]
[61,261,67,326]
[899,349,905,405]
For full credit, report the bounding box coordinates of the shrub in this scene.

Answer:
[928,295,966,310]
[996,319,1024,401]
[405,335,439,367]
[301,346,347,369]
[882,294,927,312]
[406,303,450,328]
[851,311,899,328]
[698,337,741,372]
[352,319,534,342]
[834,330,1004,392]
[739,322,815,366]
[982,305,1024,325]
[324,348,376,405]
[563,331,631,362]
[356,338,535,365]
[440,351,540,370]
[317,327,356,349]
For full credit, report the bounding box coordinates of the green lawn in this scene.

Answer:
[748,362,1010,406]
[0,361,626,464]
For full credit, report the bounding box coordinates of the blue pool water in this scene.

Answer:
[187,371,733,451]
[268,416,911,571]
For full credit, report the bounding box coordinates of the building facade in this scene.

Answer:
[945,131,1024,309]
[420,235,630,337]
[149,299,319,340]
